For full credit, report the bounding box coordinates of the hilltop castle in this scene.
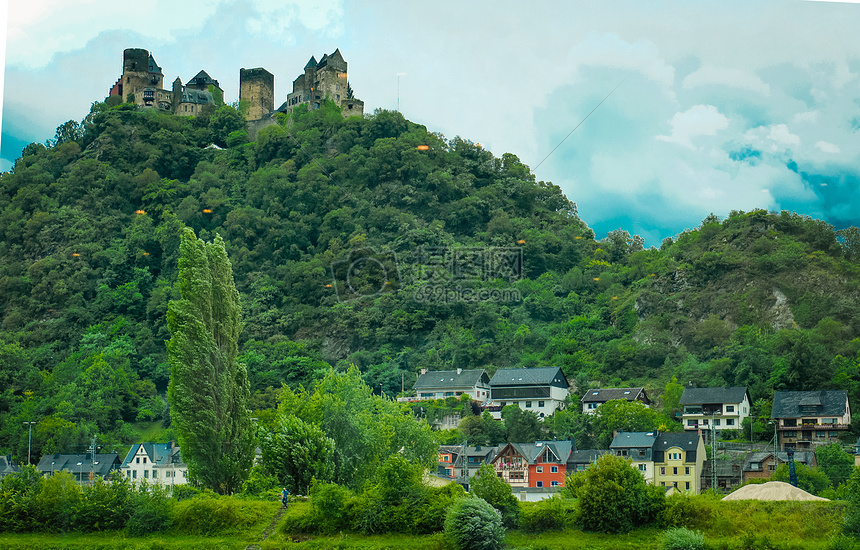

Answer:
[109,48,364,123]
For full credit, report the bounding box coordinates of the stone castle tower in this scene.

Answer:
[239,68,275,121]
[281,48,364,117]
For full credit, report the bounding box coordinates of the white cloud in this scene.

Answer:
[815,140,841,153]
[656,105,729,150]
[682,66,771,96]
[743,124,801,152]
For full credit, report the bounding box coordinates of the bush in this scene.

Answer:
[171,491,268,535]
[127,482,173,537]
[470,463,520,527]
[171,484,201,501]
[444,497,505,550]
[518,497,577,533]
[76,475,134,531]
[567,454,666,533]
[309,480,355,534]
[663,527,705,550]
[661,494,714,530]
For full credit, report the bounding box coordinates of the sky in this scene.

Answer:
[2,0,860,246]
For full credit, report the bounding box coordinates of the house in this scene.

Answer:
[36,453,121,483]
[491,440,574,489]
[488,367,570,419]
[680,386,750,435]
[0,455,20,479]
[121,442,188,487]
[741,450,816,484]
[581,387,650,414]
[414,369,491,402]
[772,390,851,449]
[701,458,743,492]
[609,431,659,483]
[438,444,499,487]
[652,432,705,494]
[566,449,610,474]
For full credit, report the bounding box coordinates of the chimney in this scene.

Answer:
[457,368,462,375]
[420,368,428,375]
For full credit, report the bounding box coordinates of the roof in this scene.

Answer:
[680,387,749,405]
[304,56,318,69]
[0,455,20,475]
[36,453,120,477]
[566,449,610,464]
[180,88,215,105]
[489,367,568,388]
[610,431,658,448]
[414,369,490,390]
[493,441,574,465]
[582,387,648,403]
[742,451,816,470]
[654,432,701,452]
[148,54,162,74]
[188,70,219,88]
[772,390,849,418]
[121,443,186,469]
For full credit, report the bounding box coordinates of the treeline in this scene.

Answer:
[3,96,860,462]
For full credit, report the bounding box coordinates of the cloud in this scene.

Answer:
[656,105,729,150]
[743,124,801,153]
[683,66,771,96]
[816,140,841,153]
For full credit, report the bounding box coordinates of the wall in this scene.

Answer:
[240,68,275,121]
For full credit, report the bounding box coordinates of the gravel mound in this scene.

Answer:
[723,481,828,501]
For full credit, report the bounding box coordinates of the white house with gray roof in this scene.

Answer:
[413,369,491,402]
[581,387,650,414]
[680,386,750,434]
[121,442,188,487]
[489,367,569,419]
[772,390,850,449]
[610,431,659,483]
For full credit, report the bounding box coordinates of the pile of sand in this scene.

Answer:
[723,481,829,501]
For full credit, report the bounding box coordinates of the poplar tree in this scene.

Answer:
[167,228,253,494]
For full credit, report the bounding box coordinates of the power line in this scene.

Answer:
[532,78,625,172]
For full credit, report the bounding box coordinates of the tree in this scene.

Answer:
[501,404,543,443]
[166,228,254,494]
[444,497,505,550]
[593,400,662,448]
[458,411,506,446]
[814,443,854,487]
[470,463,519,527]
[843,466,860,534]
[565,454,665,533]
[662,376,684,419]
[260,415,335,494]
[771,461,832,495]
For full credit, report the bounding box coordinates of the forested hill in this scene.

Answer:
[2,99,860,459]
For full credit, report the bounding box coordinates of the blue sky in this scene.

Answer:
[2,0,860,246]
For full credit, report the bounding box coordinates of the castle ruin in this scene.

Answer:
[110,48,364,125]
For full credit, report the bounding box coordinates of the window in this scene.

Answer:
[661,482,666,486]
[136,458,140,464]
[714,419,721,426]
[144,470,149,479]
[702,419,709,426]
[509,471,524,480]
[685,467,690,475]
[525,401,532,408]
[725,405,734,412]
[639,464,647,471]
[126,471,131,478]
[536,481,543,488]
[685,481,691,490]
[133,470,137,479]
[536,466,543,473]
[768,464,776,471]
[442,455,449,462]
[587,403,597,409]
[750,462,761,470]
[660,467,666,475]
[830,431,841,437]
[784,431,797,437]
[143,458,147,464]
[500,402,506,407]
[673,481,678,488]
[444,392,454,397]
[538,401,545,407]
[551,466,558,473]
[726,419,735,426]
[816,431,825,438]
[673,467,678,475]
[551,481,560,487]
[687,420,697,426]
[153,470,157,478]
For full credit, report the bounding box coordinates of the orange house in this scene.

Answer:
[493,440,574,489]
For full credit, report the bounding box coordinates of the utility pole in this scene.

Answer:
[88,436,98,485]
[22,421,37,465]
[396,73,406,112]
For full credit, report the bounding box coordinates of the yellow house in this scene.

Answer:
[652,432,705,494]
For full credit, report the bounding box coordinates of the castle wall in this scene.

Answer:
[240,68,275,121]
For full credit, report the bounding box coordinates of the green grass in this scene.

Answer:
[0,532,251,550]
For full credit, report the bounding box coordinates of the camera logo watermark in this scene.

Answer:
[330,246,522,303]
[330,247,401,302]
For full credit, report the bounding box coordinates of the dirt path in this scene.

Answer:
[245,505,288,550]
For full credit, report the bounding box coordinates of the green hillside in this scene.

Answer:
[2,98,860,460]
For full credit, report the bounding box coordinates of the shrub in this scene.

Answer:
[567,454,666,533]
[127,482,173,537]
[470,463,520,527]
[661,494,714,530]
[76,475,134,531]
[519,497,577,533]
[171,491,268,535]
[663,527,705,550]
[171,484,201,501]
[309,480,355,534]
[843,466,860,535]
[444,497,505,550]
